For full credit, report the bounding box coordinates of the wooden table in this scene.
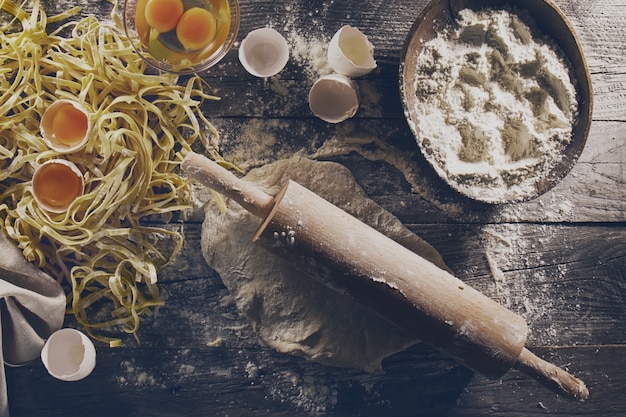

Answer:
[6,0,626,416]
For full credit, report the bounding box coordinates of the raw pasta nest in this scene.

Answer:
[0,0,221,346]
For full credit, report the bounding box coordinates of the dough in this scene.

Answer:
[201,156,450,372]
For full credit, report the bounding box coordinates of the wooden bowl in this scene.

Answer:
[400,0,593,203]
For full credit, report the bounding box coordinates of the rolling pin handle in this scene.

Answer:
[182,151,274,218]
[514,347,589,401]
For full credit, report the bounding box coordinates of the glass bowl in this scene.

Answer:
[123,0,240,74]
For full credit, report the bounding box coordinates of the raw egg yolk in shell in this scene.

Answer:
[145,0,184,33]
[33,162,84,212]
[176,7,216,51]
[51,103,89,146]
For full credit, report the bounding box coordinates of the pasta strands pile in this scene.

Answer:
[0,0,220,346]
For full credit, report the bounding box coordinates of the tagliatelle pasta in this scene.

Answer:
[0,0,222,346]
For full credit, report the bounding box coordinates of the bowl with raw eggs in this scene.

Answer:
[123,0,240,74]
[399,0,593,204]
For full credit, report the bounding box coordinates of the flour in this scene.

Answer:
[266,369,339,414]
[272,2,334,83]
[479,224,565,345]
[286,30,333,81]
[117,360,164,389]
[412,8,578,202]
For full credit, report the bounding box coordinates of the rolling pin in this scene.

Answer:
[182,151,589,401]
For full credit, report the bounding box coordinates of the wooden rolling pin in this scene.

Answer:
[182,151,589,401]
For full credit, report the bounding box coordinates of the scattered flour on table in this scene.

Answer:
[286,30,332,81]
[220,119,297,170]
[479,224,565,344]
[266,370,339,414]
[267,2,334,83]
[117,360,164,389]
[410,8,578,202]
[310,131,468,217]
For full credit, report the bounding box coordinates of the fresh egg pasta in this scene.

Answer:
[0,0,220,346]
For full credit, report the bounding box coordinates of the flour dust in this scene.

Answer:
[479,223,571,345]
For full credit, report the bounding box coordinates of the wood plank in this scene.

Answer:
[187,0,626,122]
[146,221,626,347]
[452,346,626,417]
[81,0,626,94]
[42,0,625,222]
[4,1,626,417]
[201,118,625,224]
[7,345,625,417]
[413,223,626,346]
[559,1,626,71]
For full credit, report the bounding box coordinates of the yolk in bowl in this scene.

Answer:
[50,103,89,146]
[145,0,184,33]
[32,161,84,212]
[134,0,150,43]
[176,7,217,51]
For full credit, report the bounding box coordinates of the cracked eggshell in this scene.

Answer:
[40,100,92,153]
[32,159,85,213]
[327,25,376,77]
[41,328,96,381]
[309,74,359,123]
[239,28,289,78]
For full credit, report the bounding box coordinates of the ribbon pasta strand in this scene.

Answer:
[0,0,221,346]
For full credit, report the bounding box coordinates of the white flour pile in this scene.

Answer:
[412,8,578,202]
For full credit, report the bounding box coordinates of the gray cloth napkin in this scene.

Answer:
[0,233,65,417]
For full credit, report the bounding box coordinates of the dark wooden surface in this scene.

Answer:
[6,0,626,416]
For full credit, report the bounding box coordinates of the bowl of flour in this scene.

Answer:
[400,0,592,203]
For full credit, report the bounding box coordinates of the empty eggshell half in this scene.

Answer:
[327,25,376,77]
[239,28,290,78]
[41,328,96,382]
[309,74,359,123]
[40,100,92,153]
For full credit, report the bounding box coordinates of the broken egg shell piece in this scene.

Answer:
[327,25,376,77]
[41,328,96,382]
[309,74,359,123]
[238,27,289,78]
[32,159,85,214]
[40,99,92,153]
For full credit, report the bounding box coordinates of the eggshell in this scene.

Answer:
[32,159,85,213]
[239,28,289,77]
[309,74,359,123]
[40,100,92,153]
[327,25,376,77]
[41,328,96,382]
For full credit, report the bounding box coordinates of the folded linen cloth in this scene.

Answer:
[0,233,65,417]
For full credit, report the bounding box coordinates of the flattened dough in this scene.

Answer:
[201,156,450,372]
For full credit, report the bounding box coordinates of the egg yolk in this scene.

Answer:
[33,162,84,212]
[176,7,216,51]
[145,0,184,33]
[134,0,150,44]
[50,103,89,146]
